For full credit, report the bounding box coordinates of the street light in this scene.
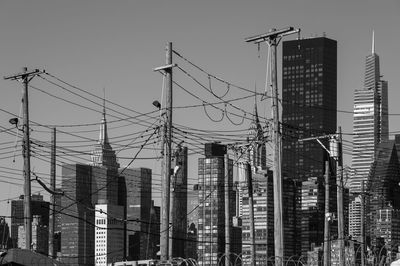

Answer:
[9,117,19,127]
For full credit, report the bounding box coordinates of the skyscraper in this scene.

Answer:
[61,99,122,265]
[349,32,389,239]
[118,167,152,260]
[350,32,389,193]
[197,143,236,266]
[282,37,337,256]
[282,36,337,182]
[282,36,337,256]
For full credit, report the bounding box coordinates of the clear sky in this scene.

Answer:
[0,0,399,217]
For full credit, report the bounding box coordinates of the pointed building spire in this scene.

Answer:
[253,83,259,121]
[372,30,375,54]
[99,88,109,145]
[91,88,119,170]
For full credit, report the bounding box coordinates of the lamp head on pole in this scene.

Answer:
[152,100,161,110]
[9,117,19,127]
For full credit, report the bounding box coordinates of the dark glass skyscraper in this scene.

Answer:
[282,37,337,256]
[282,37,337,181]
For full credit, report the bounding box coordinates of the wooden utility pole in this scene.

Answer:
[337,127,345,266]
[49,128,56,257]
[4,67,43,250]
[246,143,256,266]
[155,42,174,261]
[323,160,330,266]
[245,27,300,266]
[224,154,231,266]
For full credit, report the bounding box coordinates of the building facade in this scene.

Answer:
[95,203,124,266]
[197,143,236,266]
[10,194,49,250]
[282,36,337,182]
[349,33,389,239]
[367,140,400,249]
[119,167,152,260]
[282,36,337,256]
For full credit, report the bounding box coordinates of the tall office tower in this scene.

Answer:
[118,167,152,260]
[61,101,122,266]
[170,146,188,258]
[10,194,49,249]
[349,33,389,239]
[91,99,120,205]
[197,143,235,266]
[91,98,120,171]
[95,202,124,266]
[61,163,95,266]
[368,139,400,247]
[282,37,337,182]
[282,37,337,256]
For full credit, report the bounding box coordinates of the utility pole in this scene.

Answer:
[4,67,44,250]
[154,43,175,261]
[323,160,331,266]
[336,127,345,266]
[245,27,300,266]
[49,128,56,257]
[246,141,256,266]
[300,131,345,266]
[224,154,231,266]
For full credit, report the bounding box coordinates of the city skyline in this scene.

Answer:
[0,0,400,228]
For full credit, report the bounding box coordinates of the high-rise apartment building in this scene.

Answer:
[349,33,389,239]
[282,36,337,256]
[197,143,236,266]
